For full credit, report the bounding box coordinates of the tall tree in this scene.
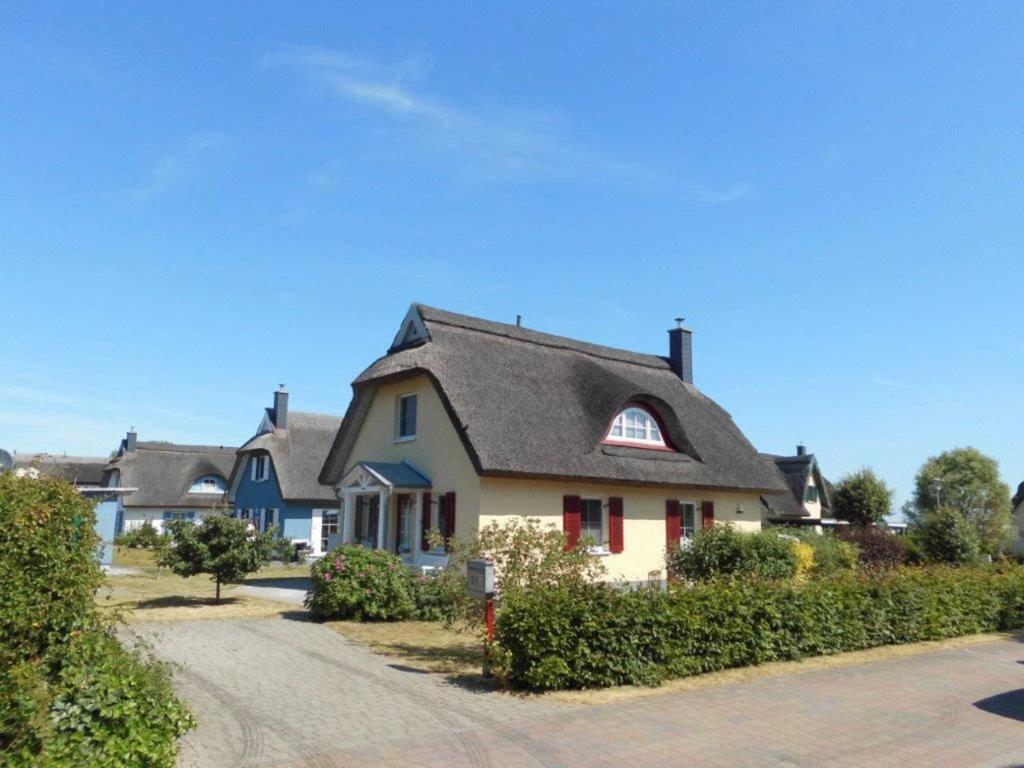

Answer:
[159,514,274,602]
[907,447,1013,555]
[832,468,893,527]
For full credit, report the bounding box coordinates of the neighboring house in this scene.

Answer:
[760,446,834,526]
[1012,482,1024,556]
[318,304,786,583]
[102,430,236,533]
[227,388,342,555]
[4,450,108,487]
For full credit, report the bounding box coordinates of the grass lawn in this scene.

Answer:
[327,621,488,680]
[98,547,313,621]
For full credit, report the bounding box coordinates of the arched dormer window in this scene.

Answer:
[189,474,227,494]
[604,406,667,448]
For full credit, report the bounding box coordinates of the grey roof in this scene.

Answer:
[231,411,342,504]
[1013,481,1024,510]
[11,452,108,486]
[103,441,236,509]
[321,304,787,493]
[759,453,832,518]
[359,461,432,489]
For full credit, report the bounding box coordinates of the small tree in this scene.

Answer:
[832,468,893,527]
[159,514,274,602]
[912,506,981,565]
[907,447,1013,555]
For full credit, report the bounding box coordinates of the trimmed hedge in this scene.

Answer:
[666,525,799,581]
[492,565,1024,691]
[1,474,193,766]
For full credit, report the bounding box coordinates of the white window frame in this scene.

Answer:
[580,498,606,553]
[251,455,269,482]
[605,406,666,447]
[680,501,698,540]
[395,393,418,442]
[190,474,226,494]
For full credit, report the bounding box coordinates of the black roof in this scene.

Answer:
[759,452,832,518]
[321,304,787,493]
[11,452,108,486]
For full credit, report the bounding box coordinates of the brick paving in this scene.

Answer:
[132,618,1024,768]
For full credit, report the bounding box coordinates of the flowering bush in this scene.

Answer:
[306,546,418,621]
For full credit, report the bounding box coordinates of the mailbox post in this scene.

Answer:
[467,558,496,675]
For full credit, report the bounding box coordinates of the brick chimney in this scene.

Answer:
[273,386,289,430]
[668,318,693,384]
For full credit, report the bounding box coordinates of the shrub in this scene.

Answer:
[913,507,982,564]
[790,530,860,575]
[666,526,798,581]
[432,518,607,627]
[492,565,1024,691]
[0,473,193,766]
[835,526,906,568]
[270,534,306,564]
[408,572,451,622]
[115,520,165,549]
[159,514,275,602]
[306,546,417,621]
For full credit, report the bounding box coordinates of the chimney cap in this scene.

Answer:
[277,383,287,392]
[673,317,685,329]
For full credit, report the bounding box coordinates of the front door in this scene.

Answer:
[354,494,380,548]
[395,494,414,556]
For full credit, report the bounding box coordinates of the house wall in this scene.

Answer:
[803,472,823,520]
[479,477,763,583]
[120,507,219,534]
[344,375,482,543]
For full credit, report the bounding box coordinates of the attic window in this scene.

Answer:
[190,475,227,494]
[604,406,667,448]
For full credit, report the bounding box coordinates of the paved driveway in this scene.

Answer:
[133,618,1024,768]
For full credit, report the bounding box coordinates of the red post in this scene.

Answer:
[485,596,495,643]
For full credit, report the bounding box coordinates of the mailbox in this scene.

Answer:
[467,558,495,599]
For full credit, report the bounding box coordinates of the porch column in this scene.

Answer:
[376,488,389,550]
[342,490,356,543]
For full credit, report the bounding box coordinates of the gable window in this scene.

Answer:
[605,406,666,448]
[805,483,819,503]
[580,498,604,548]
[396,394,418,441]
[189,474,226,494]
[251,455,269,482]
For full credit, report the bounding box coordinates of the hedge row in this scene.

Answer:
[1,474,193,767]
[491,565,1024,691]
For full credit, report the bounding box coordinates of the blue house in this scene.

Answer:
[228,388,342,556]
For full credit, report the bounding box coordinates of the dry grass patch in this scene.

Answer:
[99,547,312,622]
[327,621,485,677]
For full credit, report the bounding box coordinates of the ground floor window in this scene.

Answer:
[580,498,603,547]
[264,508,277,533]
[681,502,697,539]
[354,495,380,548]
[321,510,338,553]
[162,511,195,523]
[396,494,414,554]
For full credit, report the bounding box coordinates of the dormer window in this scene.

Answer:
[251,455,269,482]
[605,406,667,448]
[190,474,227,494]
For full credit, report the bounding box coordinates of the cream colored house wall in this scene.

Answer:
[480,477,763,583]
[803,473,823,520]
[344,375,481,543]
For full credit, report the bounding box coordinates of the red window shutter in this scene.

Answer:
[444,491,456,546]
[701,500,715,529]
[421,492,432,551]
[562,495,581,551]
[666,499,681,547]
[608,497,624,553]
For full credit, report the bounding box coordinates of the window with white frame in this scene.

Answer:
[320,510,338,553]
[605,406,666,447]
[580,498,604,548]
[251,455,269,482]
[189,474,227,494]
[396,494,414,554]
[396,394,418,440]
[681,502,697,539]
[265,508,277,532]
[805,482,819,503]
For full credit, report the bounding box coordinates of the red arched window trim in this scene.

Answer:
[601,404,676,452]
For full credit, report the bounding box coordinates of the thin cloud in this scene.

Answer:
[268,47,748,200]
[126,132,229,199]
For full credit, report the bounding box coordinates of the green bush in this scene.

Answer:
[115,520,165,549]
[306,546,418,621]
[667,525,798,581]
[492,565,1024,691]
[270,534,306,564]
[408,572,451,622]
[0,473,193,766]
[790,530,860,576]
[913,507,982,564]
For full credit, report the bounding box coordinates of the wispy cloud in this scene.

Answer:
[126,132,229,199]
[268,47,748,199]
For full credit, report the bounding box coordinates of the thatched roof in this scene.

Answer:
[103,441,236,509]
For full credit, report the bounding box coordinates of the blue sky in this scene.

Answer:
[2,2,1022,515]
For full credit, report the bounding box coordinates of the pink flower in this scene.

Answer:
[322,572,333,582]
[418,575,428,583]
[333,558,344,572]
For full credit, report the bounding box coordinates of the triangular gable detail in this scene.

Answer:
[389,305,430,352]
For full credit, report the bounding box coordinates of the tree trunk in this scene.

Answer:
[215,577,221,604]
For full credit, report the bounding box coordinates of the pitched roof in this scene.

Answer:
[759,452,832,518]
[321,304,787,493]
[11,452,108,486]
[104,441,236,509]
[231,411,342,504]
[1013,481,1024,509]
[358,461,432,489]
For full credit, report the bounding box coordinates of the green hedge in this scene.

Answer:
[666,525,799,581]
[0,474,193,766]
[492,565,1024,691]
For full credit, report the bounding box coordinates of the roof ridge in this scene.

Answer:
[415,304,670,372]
